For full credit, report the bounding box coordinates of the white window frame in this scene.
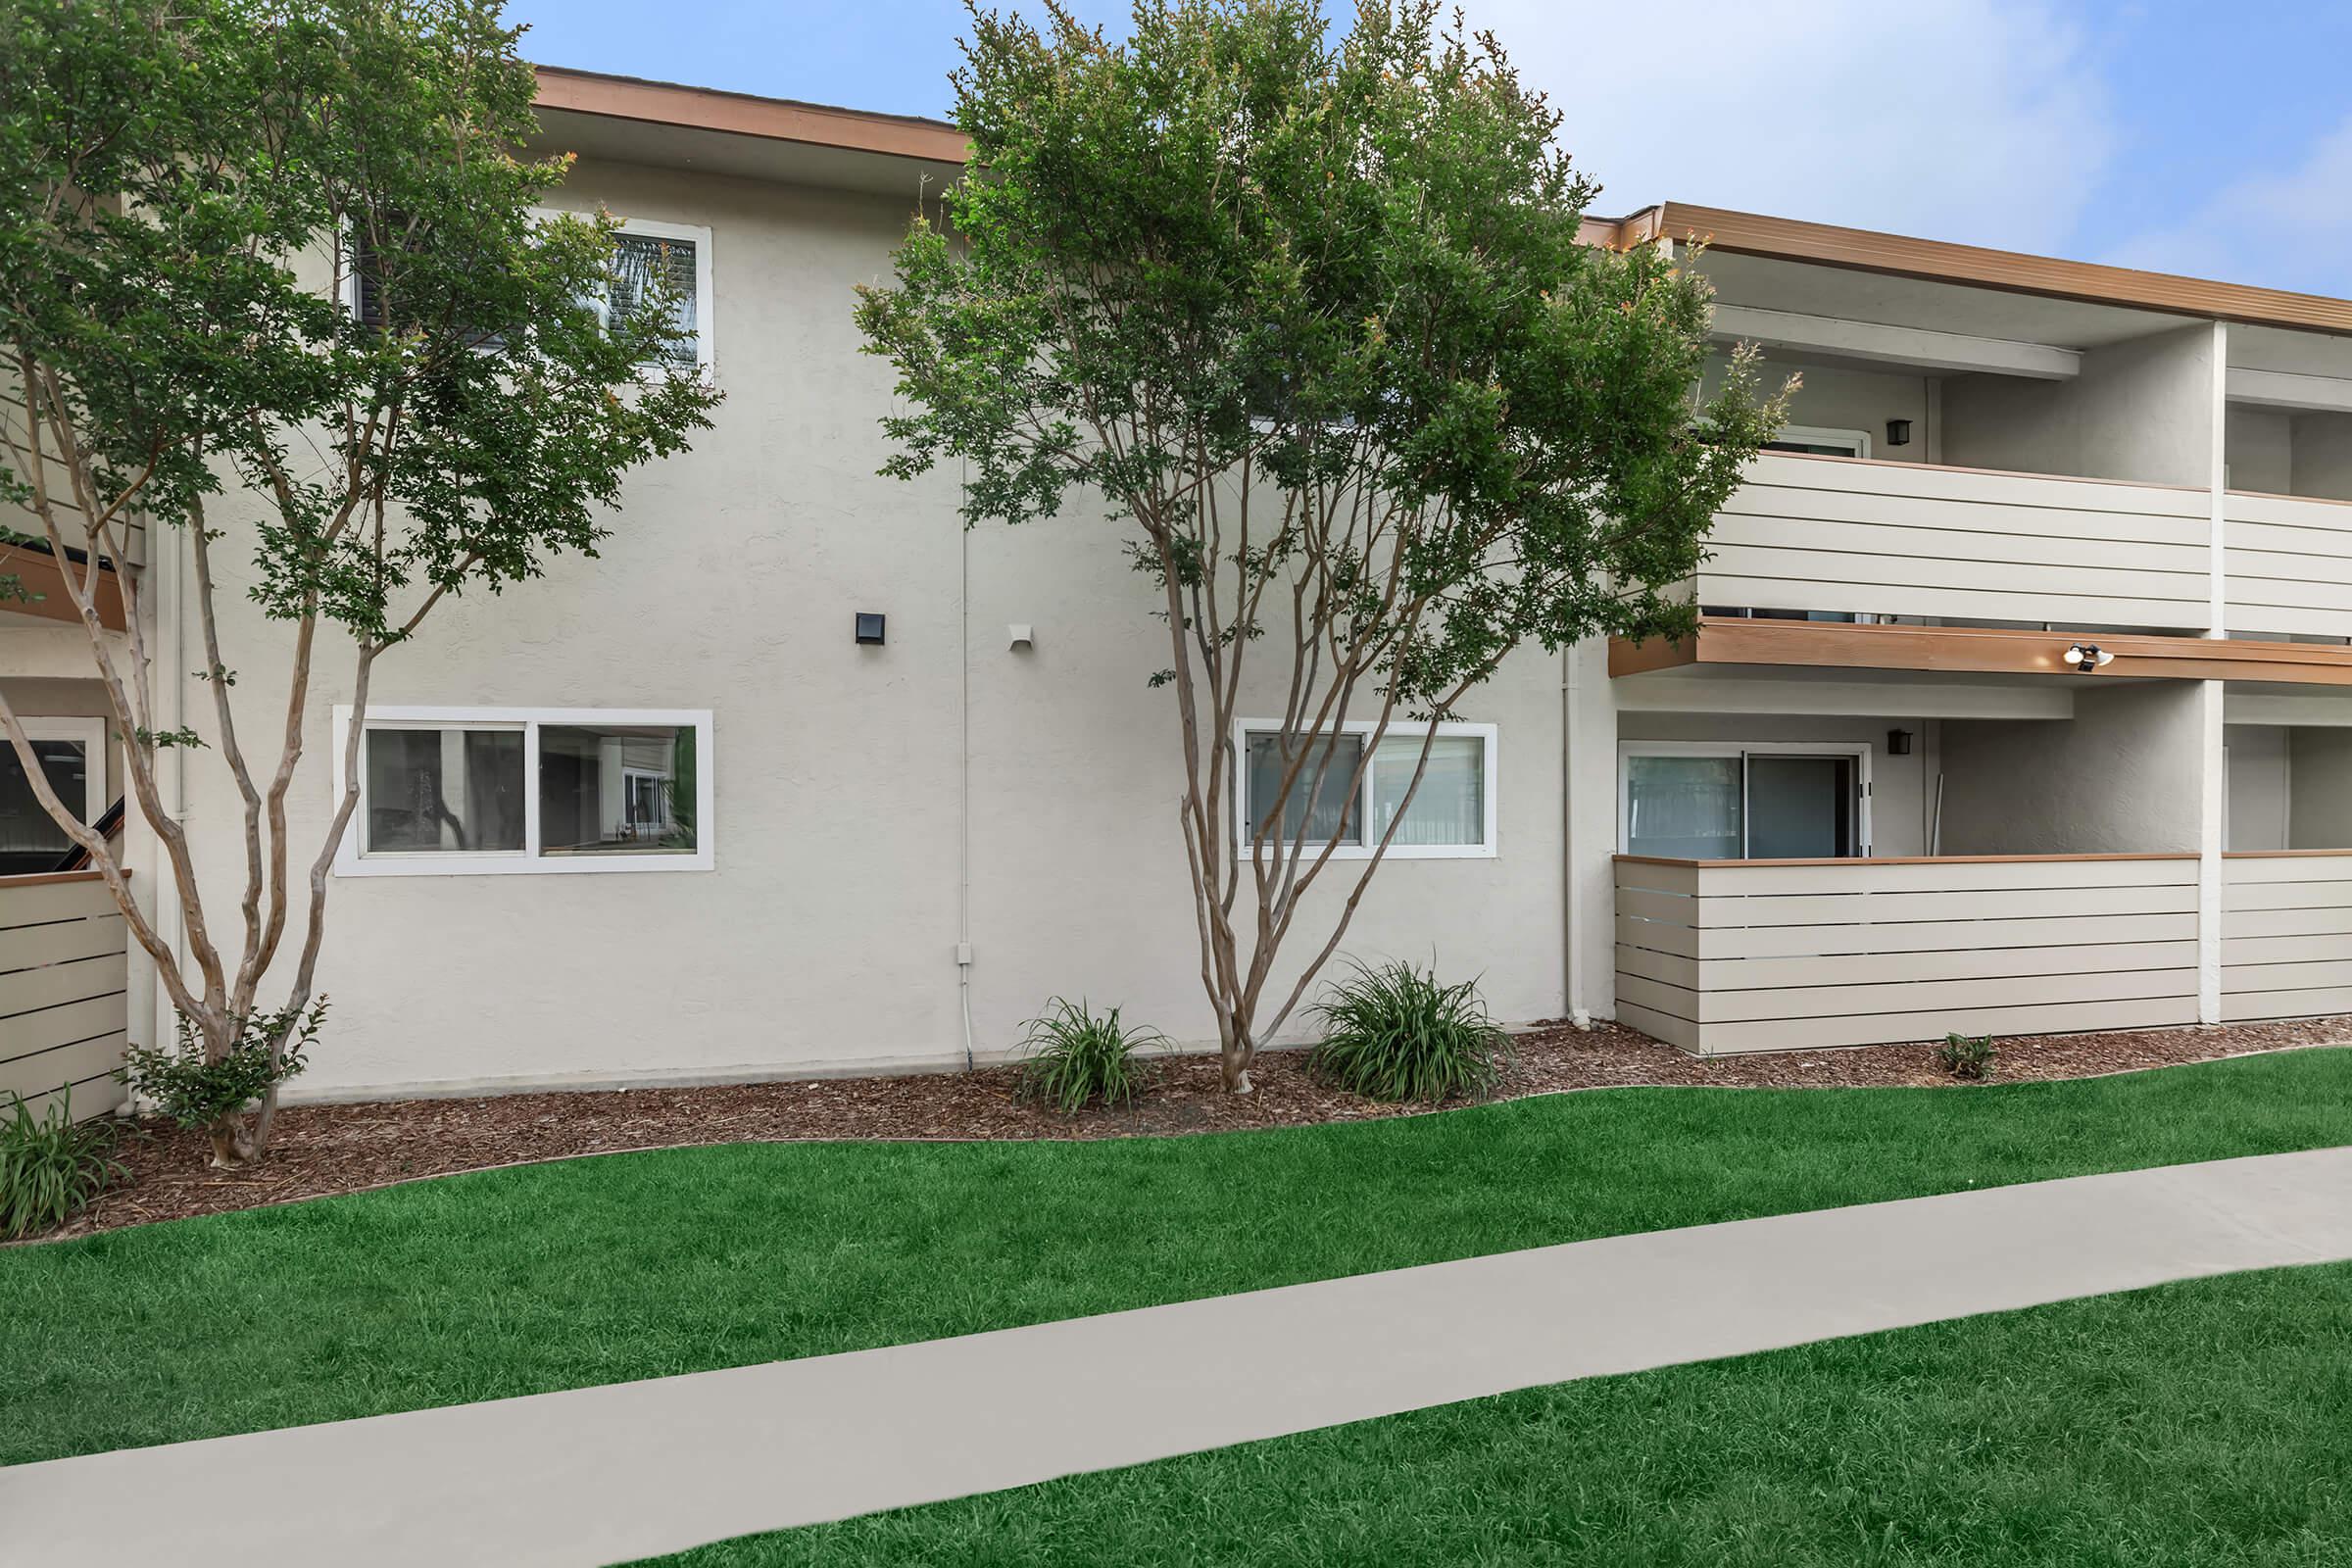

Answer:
[10,718,106,825]
[1233,718,1498,861]
[1617,740,1873,859]
[350,212,717,382]
[331,706,714,877]
[1769,424,1873,459]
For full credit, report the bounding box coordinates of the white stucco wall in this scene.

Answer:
[1942,324,2217,489]
[1704,354,1931,463]
[139,158,1574,1098]
[2225,723,2291,852]
[2227,408,2294,495]
[2289,412,2352,502]
[1937,680,2208,856]
[2289,727,2352,849]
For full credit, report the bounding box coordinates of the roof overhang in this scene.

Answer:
[530,67,967,195]
[1613,616,2352,688]
[1593,203,2352,339]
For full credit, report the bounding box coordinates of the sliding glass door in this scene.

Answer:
[1622,745,1868,860]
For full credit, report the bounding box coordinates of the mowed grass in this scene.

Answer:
[649,1260,2352,1568]
[4,1050,2349,1468]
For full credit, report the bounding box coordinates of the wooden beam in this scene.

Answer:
[0,547,124,633]
[533,67,968,166]
[1611,616,2352,687]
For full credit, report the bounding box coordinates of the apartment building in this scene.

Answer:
[4,69,2349,1111]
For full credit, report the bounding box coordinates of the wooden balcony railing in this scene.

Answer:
[1613,853,2201,1054]
[0,871,129,1121]
[1701,452,2213,631]
[2222,852,2352,1023]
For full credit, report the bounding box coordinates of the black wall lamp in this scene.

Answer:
[855,612,886,646]
[1885,418,1913,448]
[1886,728,1915,757]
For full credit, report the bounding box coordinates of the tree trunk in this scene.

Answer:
[206,1118,255,1169]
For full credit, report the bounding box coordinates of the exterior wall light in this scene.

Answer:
[1886,728,1915,756]
[1886,418,1913,448]
[855,612,886,646]
[2064,643,2115,672]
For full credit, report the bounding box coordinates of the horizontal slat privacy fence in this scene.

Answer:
[1614,854,2202,1054]
[2222,853,2352,1023]
[1701,453,2213,629]
[2224,491,2352,638]
[0,872,128,1122]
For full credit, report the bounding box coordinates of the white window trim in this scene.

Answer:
[1233,718,1498,861]
[1617,740,1873,859]
[1771,424,1873,459]
[14,718,106,824]
[350,211,718,382]
[331,706,714,877]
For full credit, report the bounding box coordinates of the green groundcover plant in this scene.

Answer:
[1015,999,1166,1113]
[0,1093,124,1240]
[1307,958,1507,1102]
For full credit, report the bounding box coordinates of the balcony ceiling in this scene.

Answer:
[1696,252,2203,352]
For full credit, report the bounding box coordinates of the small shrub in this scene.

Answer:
[1,1092,123,1240]
[1308,959,1509,1103]
[1014,999,1164,1113]
[119,999,326,1131]
[1936,1031,1996,1081]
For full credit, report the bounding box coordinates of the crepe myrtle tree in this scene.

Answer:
[0,0,718,1164]
[859,0,1786,1091]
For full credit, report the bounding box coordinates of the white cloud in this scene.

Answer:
[2103,117,2352,295]
[1459,0,2116,254]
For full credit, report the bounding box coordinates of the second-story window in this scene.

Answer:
[599,220,712,374]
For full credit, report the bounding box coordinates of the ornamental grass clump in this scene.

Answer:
[1014,999,1165,1114]
[1308,959,1509,1104]
[1,1092,124,1240]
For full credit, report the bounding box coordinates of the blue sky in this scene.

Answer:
[511,0,2352,298]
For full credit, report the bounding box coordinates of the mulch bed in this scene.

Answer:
[32,1015,2352,1243]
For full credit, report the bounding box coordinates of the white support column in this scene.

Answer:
[1562,636,1619,1025]
[2197,678,2226,1025]
[2198,320,2230,1024]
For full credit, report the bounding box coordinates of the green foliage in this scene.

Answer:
[857,0,1787,702]
[1014,999,1165,1113]
[120,1001,326,1132]
[0,0,721,648]
[0,1093,123,1240]
[1307,959,1507,1103]
[1936,1032,1997,1081]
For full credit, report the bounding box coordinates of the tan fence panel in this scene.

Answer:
[1615,855,2201,1054]
[0,872,128,1121]
[2221,854,2352,1023]
[1699,454,2214,631]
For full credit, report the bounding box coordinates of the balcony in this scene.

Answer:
[2222,852,2352,1022]
[1699,452,2214,631]
[2224,489,2352,639]
[1613,854,2201,1054]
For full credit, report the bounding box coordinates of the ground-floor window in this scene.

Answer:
[0,718,103,875]
[1235,719,1497,859]
[1619,742,1870,860]
[332,707,712,876]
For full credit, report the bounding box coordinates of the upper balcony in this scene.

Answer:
[1684,244,2231,637]
[2223,322,2352,639]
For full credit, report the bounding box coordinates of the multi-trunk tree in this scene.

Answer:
[859,0,1785,1090]
[0,0,718,1162]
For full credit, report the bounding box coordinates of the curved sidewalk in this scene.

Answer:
[8,1146,2350,1567]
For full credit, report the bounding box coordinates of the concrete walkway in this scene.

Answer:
[9,1147,2350,1567]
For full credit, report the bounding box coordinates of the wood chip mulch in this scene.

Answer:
[28,1015,2350,1244]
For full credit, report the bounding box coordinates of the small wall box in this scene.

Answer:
[855,612,886,646]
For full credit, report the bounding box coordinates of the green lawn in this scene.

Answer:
[646,1260,2352,1567]
[4,1050,2348,1469]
